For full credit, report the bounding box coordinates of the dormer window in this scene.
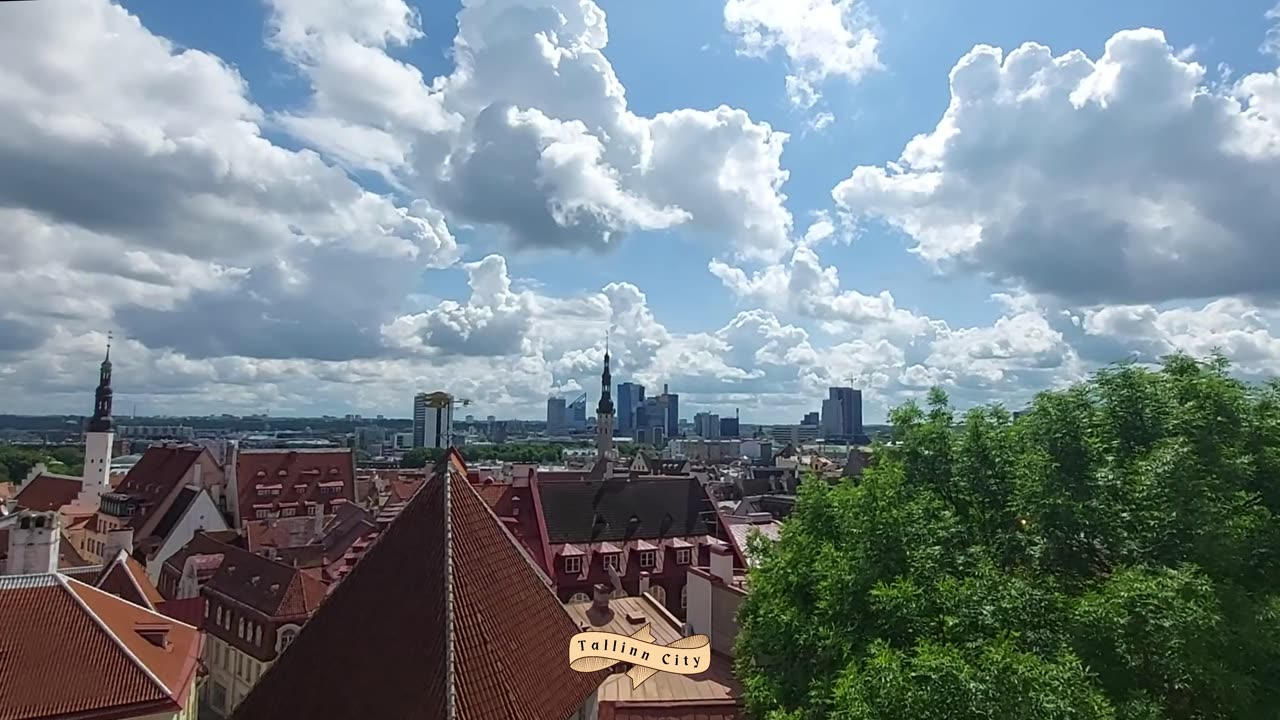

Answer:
[675,548,692,565]
[602,554,620,571]
[639,551,656,569]
[564,556,581,574]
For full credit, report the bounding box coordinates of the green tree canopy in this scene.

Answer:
[736,354,1280,720]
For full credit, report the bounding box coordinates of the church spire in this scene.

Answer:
[88,332,114,433]
[595,336,615,461]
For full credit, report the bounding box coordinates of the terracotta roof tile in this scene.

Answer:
[13,474,82,512]
[231,450,607,720]
[0,575,201,720]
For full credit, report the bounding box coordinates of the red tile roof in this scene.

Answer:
[236,449,356,518]
[230,450,607,720]
[602,703,742,720]
[13,474,82,512]
[96,550,165,611]
[0,574,201,720]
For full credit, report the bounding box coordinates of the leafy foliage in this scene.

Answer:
[737,355,1280,719]
[0,445,83,483]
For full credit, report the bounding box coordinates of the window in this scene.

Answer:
[280,628,297,652]
[639,551,655,568]
[675,548,692,565]
[602,554,620,571]
[649,585,667,606]
[210,682,228,712]
[216,606,223,624]
[307,505,318,515]
[282,507,296,518]
[235,652,242,676]
[254,625,262,646]
[610,588,627,599]
[238,618,245,639]
[563,556,581,574]
[256,509,270,519]
[568,592,591,604]
[681,584,688,609]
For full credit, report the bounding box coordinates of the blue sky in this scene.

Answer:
[2,0,1279,423]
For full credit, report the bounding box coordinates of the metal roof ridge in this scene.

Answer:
[59,575,174,699]
[441,461,456,720]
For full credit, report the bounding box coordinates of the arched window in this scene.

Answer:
[568,592,591,604]
[648,585,667,607]
[254,625,262,645]
[237,618,245,639]
[216,606,223,624]
[680,584,688,609]
[610,588,627,599]
[280,628,298,652]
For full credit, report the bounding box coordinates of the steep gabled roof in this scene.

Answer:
[232,450,607,720]
[96,549,165,611]
[0,574,201,720]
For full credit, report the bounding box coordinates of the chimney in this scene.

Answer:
[103,528,135,562]
[639,571,651,596]
[313,504,325,539]
[224,440,241,528]
[192,460,203,489]
[7,511,60,575]
[591,582,611,613]
[710,542,734,585]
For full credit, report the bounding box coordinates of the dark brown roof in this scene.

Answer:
[96,550,165,611]
[232,451,607,720]
[114,446,205,536]
[236,449,356,518]
[13,474,82,512]
[0,574,201,720]
[204,542,327,619]
[537,476,719,544]
[160,529,241,587]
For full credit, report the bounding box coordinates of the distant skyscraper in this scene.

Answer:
[802,411,820,426]
[546,397,567,433]
[694,412,721,439]
[413,392,455,449]
[617,382,644,434]
[719,416,740,438]
[570,395,588,432]
[821,387,863,440]
[659,384,679,439]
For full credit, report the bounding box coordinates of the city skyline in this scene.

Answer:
[3,0,1280,431]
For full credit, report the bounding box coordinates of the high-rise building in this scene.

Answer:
[617,382,644,434]
[659,384,679,439]
[719,416,740,438]
[570,395,588,432]
[802,411,820,426]
[694,412,721,439]
[413,392,455,449]
[821,387,864,441]
[546,397,567,433]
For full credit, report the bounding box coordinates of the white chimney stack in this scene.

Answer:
[7,512,60,575]
[639,571,651,596]
[103,528,135,562]
[710,542,734,585]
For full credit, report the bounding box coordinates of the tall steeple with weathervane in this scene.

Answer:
[596,334,616,460]
[82,332,116,496]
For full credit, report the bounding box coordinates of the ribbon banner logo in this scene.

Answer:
[568,624,712,689]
